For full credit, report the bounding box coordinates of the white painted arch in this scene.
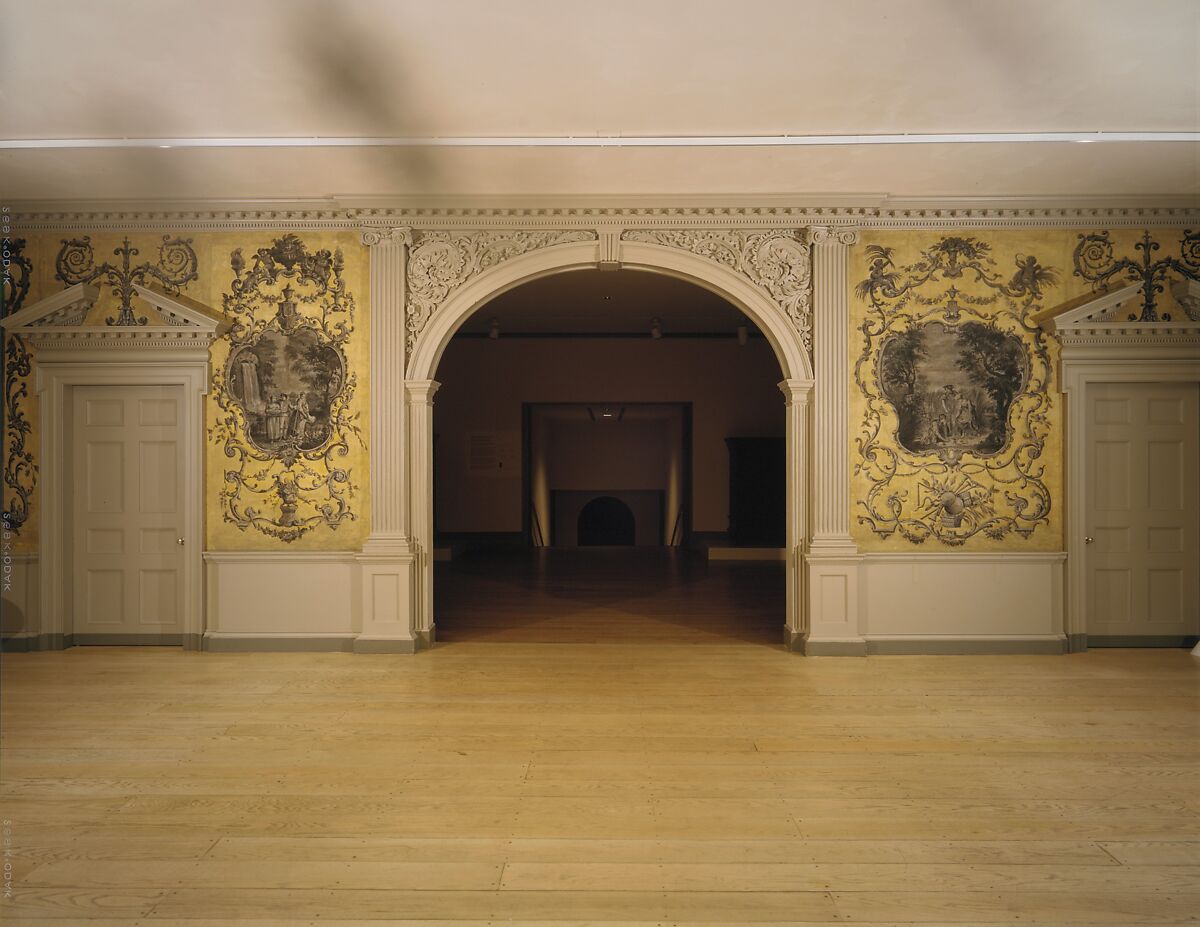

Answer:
[407,241,814,382]
[403,239,815,646]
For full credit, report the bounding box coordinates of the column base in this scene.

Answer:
[356,542,419,652]
[805,550,865,653]
[353,635,418,654]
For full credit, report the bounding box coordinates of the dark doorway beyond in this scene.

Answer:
[434,548,784,645]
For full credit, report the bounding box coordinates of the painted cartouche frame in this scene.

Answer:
[210,234,363,542]
[854,236,1058,545]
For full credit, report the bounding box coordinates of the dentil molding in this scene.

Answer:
[9,198,1200,232]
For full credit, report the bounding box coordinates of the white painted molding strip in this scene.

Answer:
[3,132,1197,150]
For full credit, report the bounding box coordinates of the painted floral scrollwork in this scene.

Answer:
[2,238,34,531]
[210,234,362,542]
[854,236,1059,545]
[621,229,814,352]
[1072,229,1200,322]
[405,230,595,357]
[55,235,199,326]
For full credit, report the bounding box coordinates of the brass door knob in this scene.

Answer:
[1084,536,1094,544]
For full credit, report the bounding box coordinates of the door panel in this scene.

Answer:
[71,385,186,638]
[1086,382,1199,642]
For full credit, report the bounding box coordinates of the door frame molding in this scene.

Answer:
[1039,281,1200,651]
[3,283,228,649]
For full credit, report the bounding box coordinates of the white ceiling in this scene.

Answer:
[2,0,1197,202]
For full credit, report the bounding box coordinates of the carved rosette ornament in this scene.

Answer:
[405,230,595,357]
[620,229,814,352]
[210,234,363,542]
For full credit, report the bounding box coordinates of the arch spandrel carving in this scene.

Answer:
[620,229,814,354]
[404,229,597,358]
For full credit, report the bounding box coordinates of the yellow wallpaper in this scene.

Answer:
[2,231,371,554]
[5,223,1193,559]
[848,226,1191,552]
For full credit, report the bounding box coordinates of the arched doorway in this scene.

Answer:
[405,239,814,647]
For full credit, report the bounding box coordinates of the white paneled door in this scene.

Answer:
[70,385,186,641]
[1086,382,1200,642]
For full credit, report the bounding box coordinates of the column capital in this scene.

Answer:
[359,226,413,249]
[777,378,815,403]
[808,226,860,248]
[405,379,441,404]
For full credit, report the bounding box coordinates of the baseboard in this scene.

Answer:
[802,639,869,656]
[71,633,184,646]
[1087,634,1200,649]
[1,632,64,652]
[204,633,357,653]
[865,635,1067,655]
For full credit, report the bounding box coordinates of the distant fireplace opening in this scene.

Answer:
[577,496,636,546]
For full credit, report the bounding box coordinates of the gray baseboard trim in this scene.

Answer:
[866,636,1066,655]
[417,626,436,650]
[1087,634,1200,649]
[783,628,804,652]
[72,633,184,646]
[803,639,869,656]
[207,634,356,653]
[1067,633,1088,653]
[1,633,64,652]
[352,636,418,654]
[183,633,203,652]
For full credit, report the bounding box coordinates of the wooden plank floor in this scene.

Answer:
[2,555,1199,924]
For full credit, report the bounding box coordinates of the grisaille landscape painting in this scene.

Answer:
[877,320,1028,457]
[226,323,345,456]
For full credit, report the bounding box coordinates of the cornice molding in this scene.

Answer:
[9,196,1199,232]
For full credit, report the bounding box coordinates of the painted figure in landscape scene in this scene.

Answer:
[878,320,1027,459]
[226,326,344,456]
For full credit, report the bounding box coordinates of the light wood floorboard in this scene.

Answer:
[2,553,1198,923]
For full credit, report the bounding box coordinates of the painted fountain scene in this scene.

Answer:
[877,320,1027,459]
[226,325,345,458]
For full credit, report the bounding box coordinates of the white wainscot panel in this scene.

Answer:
[1,553,41,643]
[204,552,360,638]
[861,552,1066,646]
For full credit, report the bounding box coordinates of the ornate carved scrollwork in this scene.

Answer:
[405,230,595,357]
[854,236,1059,545]
[210,234,363,542]
[55,235,199,326]
[1073,229,1200,322]
[621,229,814,352]
[2,238,35,532]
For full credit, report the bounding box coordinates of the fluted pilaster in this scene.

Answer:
[808,226,859,553]
[779,378,814,645]
[360,227,412,549]
[406,380,440,636]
